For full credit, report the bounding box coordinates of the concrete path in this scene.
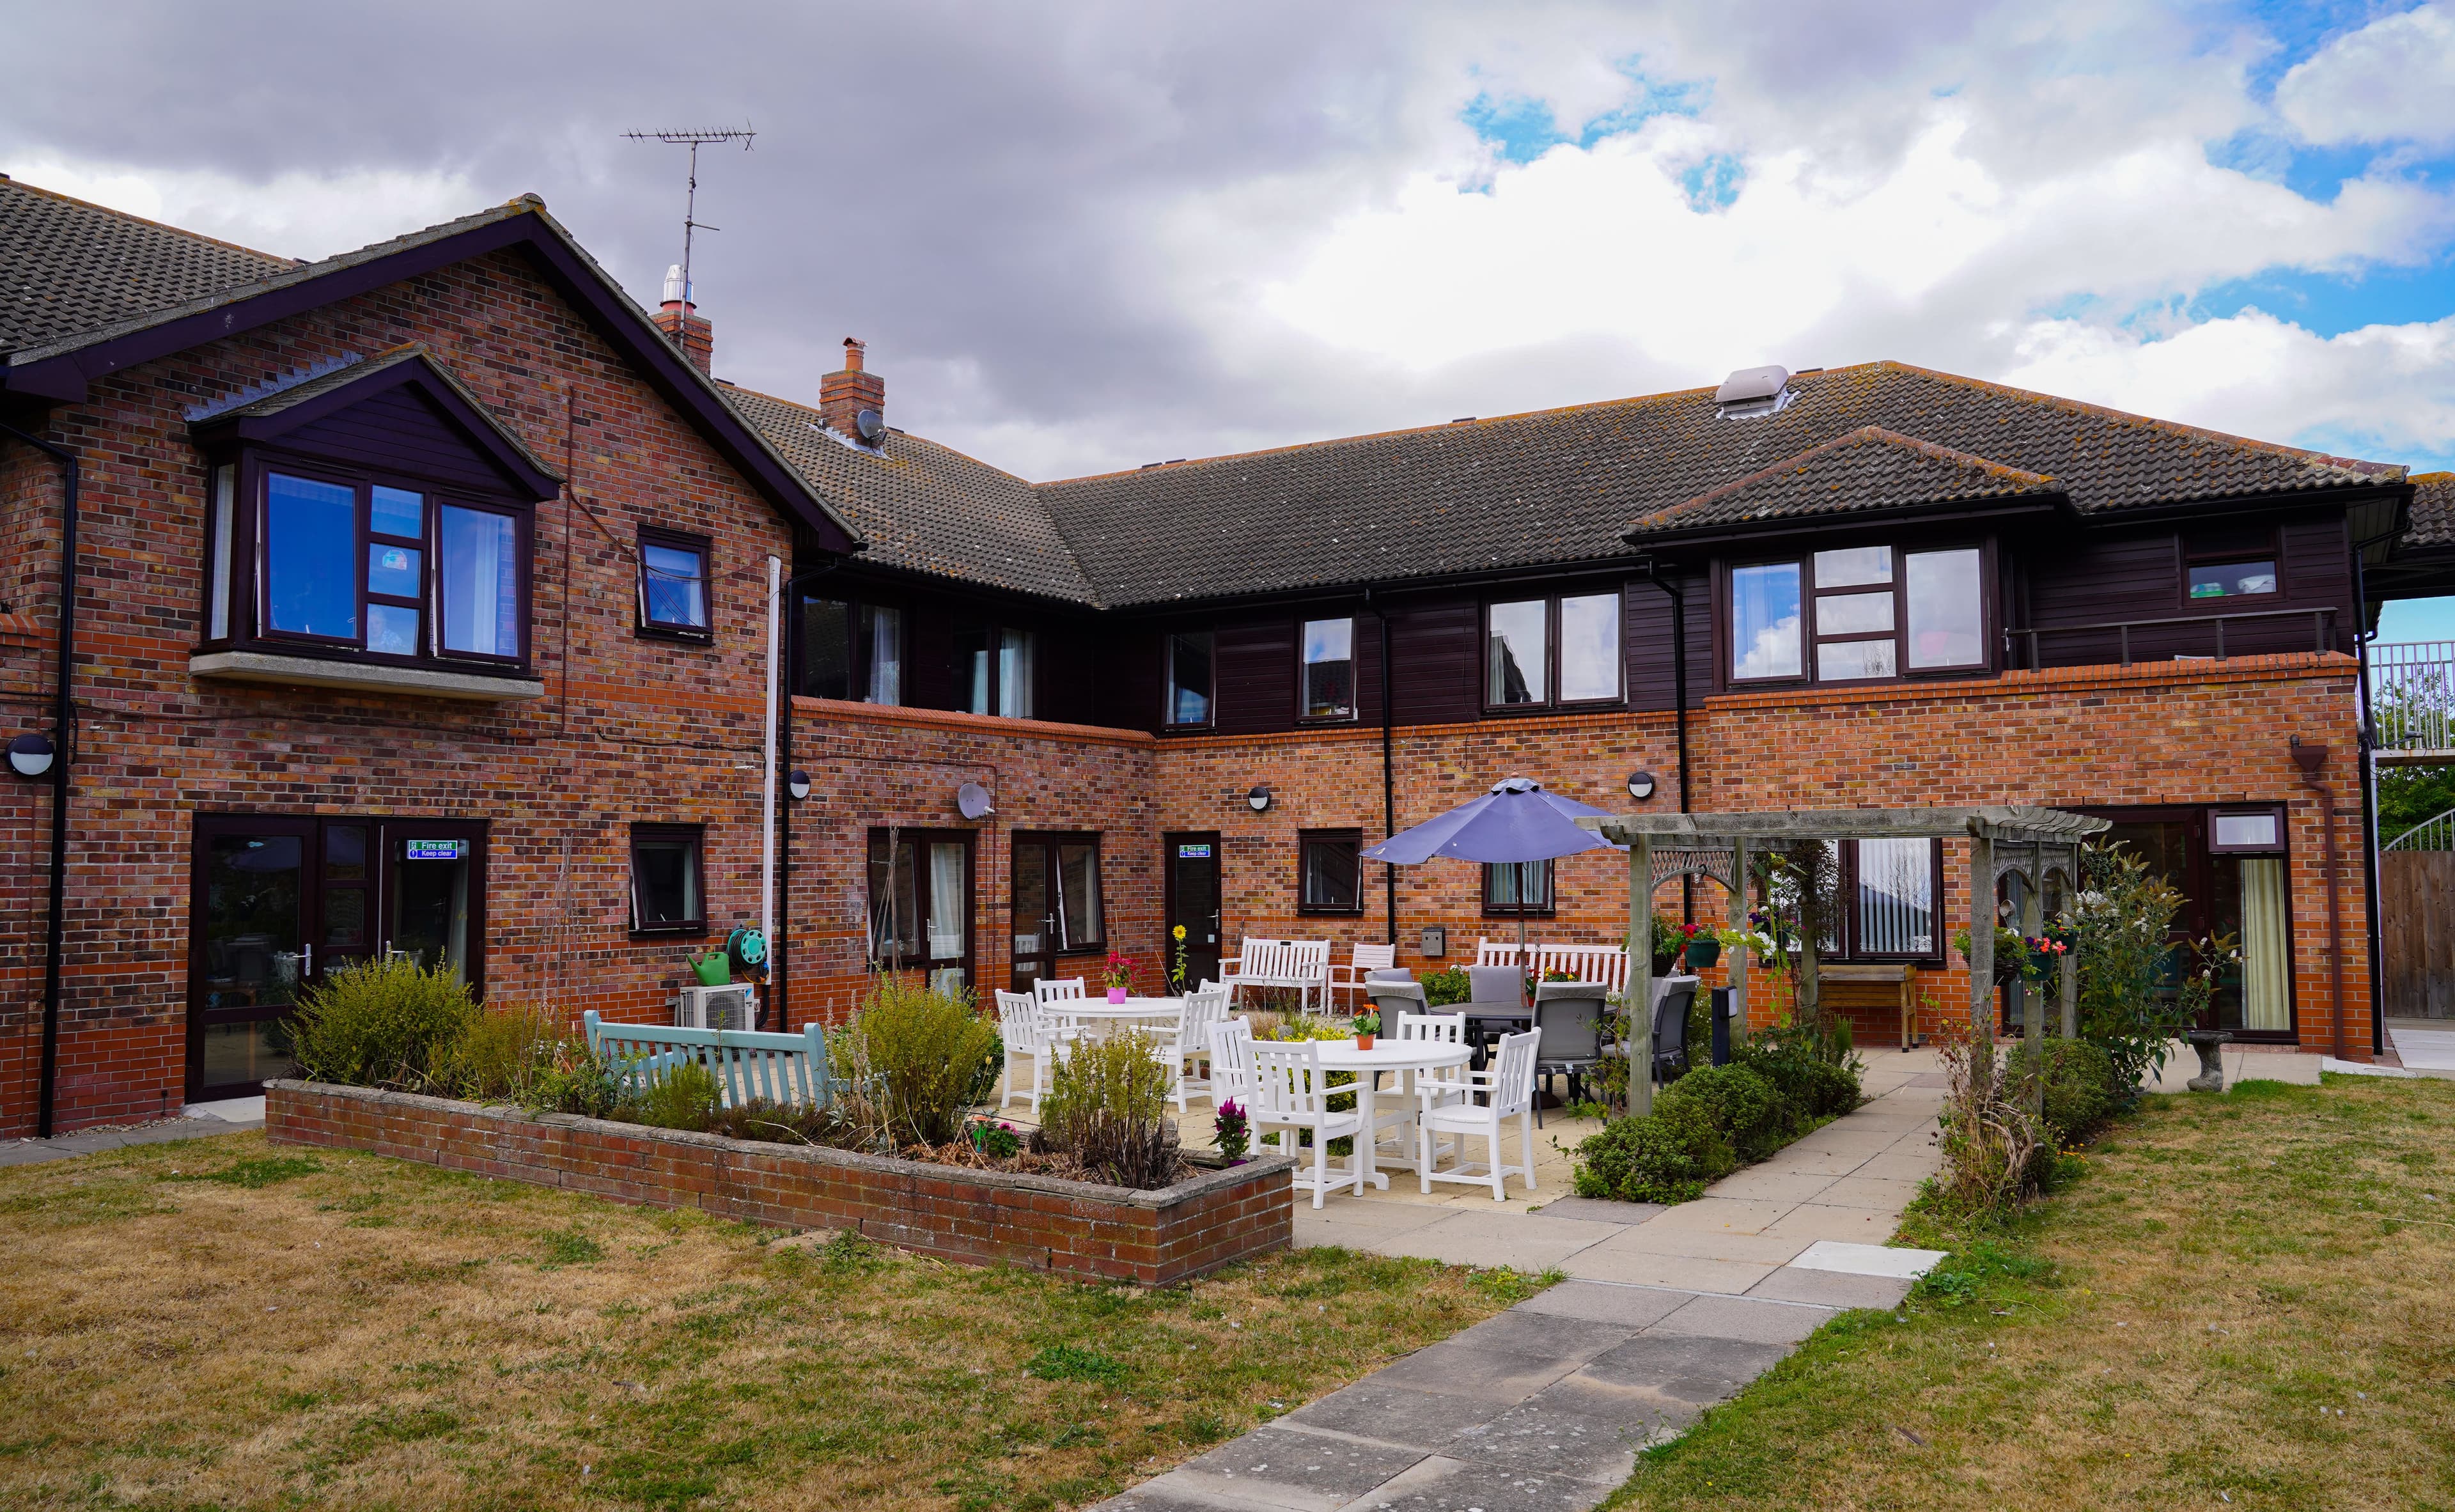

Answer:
[0,1096,263,1167]
[2387,1020,2455,1078]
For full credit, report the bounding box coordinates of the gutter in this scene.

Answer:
[1,420,80,1137]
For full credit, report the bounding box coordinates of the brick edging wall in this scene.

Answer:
[265,1080,1293,1286]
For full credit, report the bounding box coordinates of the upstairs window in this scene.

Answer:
[1731,545,1986,684]
[1485,591,1622,709]
[1298,829,1363,914]
[2188,560,2278,600]
[1164,630,1214,728]
[800,596,903,705]
[955,626,1036,719]
[638,528,712,637]
[1301,617,1356,721]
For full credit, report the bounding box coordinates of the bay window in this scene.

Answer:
[1484,589,1622,709]
[1301,617,1355,721]
[1729,544,1986,685]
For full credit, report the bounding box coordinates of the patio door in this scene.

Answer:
[1011,832,1106,992]
[1167,832,1223,989]
[869,828,974,997]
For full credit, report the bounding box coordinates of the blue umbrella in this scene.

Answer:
[1363,777,1625,956]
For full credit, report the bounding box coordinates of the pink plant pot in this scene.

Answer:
[1107,986,1128,1004]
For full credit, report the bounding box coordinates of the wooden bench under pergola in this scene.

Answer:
[1578,806,2110,1114]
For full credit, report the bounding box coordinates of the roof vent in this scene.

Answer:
[1715,364,1793,420]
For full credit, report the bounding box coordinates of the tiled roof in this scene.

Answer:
[0,177,293,353]
[1030,362,2400,607]
[727,386,1092,604]
[2405,472,2455,548]
[1633,425,2059,533]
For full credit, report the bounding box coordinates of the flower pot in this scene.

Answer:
[1684,939,1722,969]
[1107,985,1128,1004]
[1355,1034,1375,1050]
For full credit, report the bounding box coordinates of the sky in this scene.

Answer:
[6,1,2455,628]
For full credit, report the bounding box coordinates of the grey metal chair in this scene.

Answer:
[1651,978,1699,1084]
[1529,981,1607,1125]
[1462,963,1529,1069]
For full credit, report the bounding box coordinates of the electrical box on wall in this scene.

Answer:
[1419,925,1447,958]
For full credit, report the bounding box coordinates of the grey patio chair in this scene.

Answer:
[1463,963,1529,1066]
[1364,975,1429,1019]
[1529,980,1607,1126]
[1651,977,1699,1084]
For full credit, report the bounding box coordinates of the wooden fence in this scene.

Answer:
[2382,851,2455,1017]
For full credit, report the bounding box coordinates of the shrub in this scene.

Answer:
[1571,1100,1734,1204]
[1422,967,1470,1008]
[630,1061,721,1132]
[1733,1041,1862,1121]
[2005,1036,2123,1146]
[286,957,479,1091]
[1036,1030,1181,1189]
[531,1035,626,1119]
[1656,1061,1793,1162]
[852,975,1001,1147]
[2073,841,2194,1093]
[433,1002,560,1102]
[1931,1020,2049,1217]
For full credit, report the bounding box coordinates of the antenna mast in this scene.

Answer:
[622,125,755,311]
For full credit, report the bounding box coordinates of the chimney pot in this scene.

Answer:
[843,337,866,372]
[650,263,712,375]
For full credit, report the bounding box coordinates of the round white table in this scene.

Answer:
[1305,1039,1473,1189]
[1051,996,1184,1038]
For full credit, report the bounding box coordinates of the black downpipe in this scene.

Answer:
[3,421,80,1138]
[772,558,844,1033]
[1366,591,1397,944]
[2351,528,2395,1057]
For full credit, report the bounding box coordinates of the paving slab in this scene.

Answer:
[1851,1150,1943,1183]
[1437,1399,1644,1486]
[1578,1222,1808,1265]
[1336,1454,1603,1511]
[1641,1196,1792,1235]
[1649,1293,1835,1346]
[1530,1196,1656,1225]
[1759,1203,1903,1243]
[1696,1167,1837,1203]
[1789,1239,1946,1279]
[1444,1309,1642,1366]
[1362,1210,1614,1271]
[1575,1331,1792,1406]
[1559,1247,1782,1295]
[1,1119,258,1167]
[1510,1280,1695,1330]
[1809,1174,1927,1212]
[1161,1424,1424,1509]
[1369,1341,1580,1405]
[1281,1380,1504,1453]
[1746,1266,1915,1311]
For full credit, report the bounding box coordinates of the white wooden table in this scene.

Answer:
[1307,1040,1473,1190]
[1053,996,1184,1038]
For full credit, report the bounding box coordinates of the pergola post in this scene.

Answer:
[1728,837,1750,1048]
[2020,843,2045,1118]
[2059,843,2080,1039]
[1628,832,1653,1117]
[1968,832,1995,1084]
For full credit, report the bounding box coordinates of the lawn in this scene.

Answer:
[0,1131,1542,1511]
[1609,1073,2455,1510]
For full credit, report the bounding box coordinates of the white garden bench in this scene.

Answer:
[1476,939,1630,996]
[1218,937,1334,1015]
[583,1010,844,1109]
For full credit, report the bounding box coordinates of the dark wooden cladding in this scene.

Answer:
[278,386,521,495]
[2013,511,2352,667]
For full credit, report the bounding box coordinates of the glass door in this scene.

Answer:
[1011,832,1106,992]
[380,820,487,986]
[1166,833,1223,989]
[868,829,974,996]
[189,817,318,1100]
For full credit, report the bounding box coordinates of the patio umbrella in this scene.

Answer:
[1362,777,1625,958]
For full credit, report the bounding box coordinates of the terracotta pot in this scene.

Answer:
[1355,1034,1375,1050]
[1107,986,1128,1004]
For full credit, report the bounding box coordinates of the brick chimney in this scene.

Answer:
[651,264,713,375]
[820,337,884,440]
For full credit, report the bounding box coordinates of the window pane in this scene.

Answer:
[1302,618,1355,719]
[367,603,421,656]
[323,825,367,880]
[1559,593,1621,701]
[998,629,1035,719]
[866,606,903,705]
[1905,548,1985,668]
[1012,839,1048,960]
[264,472,359,639]
[1486,600,1547,705]
[2233,856,2291,1031]
[926,842,967,962]
[642,542,708,628]
[1730,563,1802,679]
[323,887,366,946]
[1167,631,1213,725]
[367,543,421,598]
[800,596,852,700]
[1485,859,1553,910]
[208,465,235,640]
[1302,834,1360,910]
[1856,839,1933,955]
[370,485,425,540]
[439,505,520,658]
[2188,560,2277,599]
[955,628,990,713]
[1058,843,1103,948]
[1818,638,1896,680]
[1814,545,1892,588]
[1816,590,1893,636]
[2214,812,2280,849]
[869,834,923,959]
[633,838,699,927]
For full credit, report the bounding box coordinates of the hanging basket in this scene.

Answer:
[1684,939,1723,969]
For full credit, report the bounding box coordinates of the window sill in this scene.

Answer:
[637,624,716,645]
[189,650,545,702]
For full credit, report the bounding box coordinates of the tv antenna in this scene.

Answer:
[623,125,755,312]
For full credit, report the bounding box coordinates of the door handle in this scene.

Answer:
[303,943,313,976]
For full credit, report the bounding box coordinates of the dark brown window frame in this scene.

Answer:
[1295,614,1361,725]
[1163,627,1217,731]
[1011,829,1109,989]
[1297,827,1366,916]
[1481,858,1557,918]
[2076,804,2298,1042]
[1479,588,1626,715]
[2178,527,2284,611]
[636,525,715,642]
[1718,540,1995,692]
[2207,804,2289,855]
[1832,837,1949,965]
[202,446,536,673]
[951,622,1040,720]
[797,592,907,705]
[628,822,708,937]
[866,826,977,990]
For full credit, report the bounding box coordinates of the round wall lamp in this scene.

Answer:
[1625,770,1658,802]
[1247,783,1273,813]
[786,769,812,802]
[7,733,55,781]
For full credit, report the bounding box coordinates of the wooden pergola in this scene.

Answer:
[1580,807,2110,1114]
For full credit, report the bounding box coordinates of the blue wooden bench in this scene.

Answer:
[582,1011,845,1110]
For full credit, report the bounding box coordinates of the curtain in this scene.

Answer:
[926,842,966,960]
[2239,857,2291,1031]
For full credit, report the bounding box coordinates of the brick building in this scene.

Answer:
[5,181,2448,1133]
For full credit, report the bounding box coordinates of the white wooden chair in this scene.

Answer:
[1250,1038,1369,1208]
[1330,942,1398,1011]
[1208,1017,1256,1116]
[1416,1028,1541,1201]
[1033,976,1087,1002]
[994,988,1073,1113]
[1173,984,1231,1110]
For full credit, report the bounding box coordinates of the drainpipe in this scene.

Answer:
[2291,737,2347,1059]
[1364,589,1396,945]
[2350,527,2395,1057]
[2,421,80,1138]
[770,558,843,1033]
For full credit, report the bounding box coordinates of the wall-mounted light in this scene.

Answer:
[1247,783,1273,813]
[786,769,812,802]
[1626,770,1657,802]
[6,733,54,781]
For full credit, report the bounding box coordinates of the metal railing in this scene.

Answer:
[2371,640,2455,754]
[2004,607,2337,671]
[2385,807,2455,852]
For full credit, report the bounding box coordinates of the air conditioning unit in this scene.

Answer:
[676,983,756,1031]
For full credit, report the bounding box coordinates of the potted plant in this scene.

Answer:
[1352,1009,1380,1050]
[1680,921,1721,970]
[1103,949,1134,1004]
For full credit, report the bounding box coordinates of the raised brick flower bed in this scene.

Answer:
[265,1080,1293,1286]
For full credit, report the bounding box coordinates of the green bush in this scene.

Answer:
[853,975,1001,1147]
[1656,1061,1793,1162]
[629,1061,721,1132]
[1733,1041,1862,1121]
[532,1036,625,1119]
[433,1002,560,1102]
[1422,967,1470,1008]
[1571,1100,1734,1204]
[1036,1030,1180,1189]
[286,957,479,1091]
[2006,1036,2124,1146]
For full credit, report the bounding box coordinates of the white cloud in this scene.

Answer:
[8,157,484,262]
[2277,3,2455,148]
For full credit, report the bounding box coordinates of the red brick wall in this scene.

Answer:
[266,1079,1293,1285]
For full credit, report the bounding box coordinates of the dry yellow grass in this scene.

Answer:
[0,1132,1536,1511]
[1610,1074,2455,1510]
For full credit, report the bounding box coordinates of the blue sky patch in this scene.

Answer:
[2188,261,2455,339]
[1460,56,1710,165]
[1680,154,1745,212]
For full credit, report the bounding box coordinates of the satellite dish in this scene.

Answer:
[855,408,886,443]
[956,782,995,820]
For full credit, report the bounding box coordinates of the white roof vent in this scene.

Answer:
[660,263,690,307]
[1715,364,1794,420]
